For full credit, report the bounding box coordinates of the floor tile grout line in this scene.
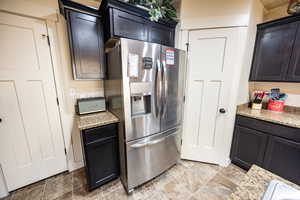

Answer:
[72,170,74,200]
[4,161,245,200]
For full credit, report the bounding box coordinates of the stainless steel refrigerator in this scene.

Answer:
[104,38,186,193]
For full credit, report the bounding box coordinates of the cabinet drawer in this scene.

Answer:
[83,123,118,145]
[236,115,300,142]
[112,8,148,41]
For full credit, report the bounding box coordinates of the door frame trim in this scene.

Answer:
[46,17,85,171]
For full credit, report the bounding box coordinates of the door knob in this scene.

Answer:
[219,108,226,114]
[0,118,2,123]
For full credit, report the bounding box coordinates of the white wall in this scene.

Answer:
[264,3,289,22]
[237,0,264,104]
[55,15,104,170]
[0,0,59,21]
[180,0,252,29]
[0,0,103,171]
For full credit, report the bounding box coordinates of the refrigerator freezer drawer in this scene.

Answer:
[126,127,181,191]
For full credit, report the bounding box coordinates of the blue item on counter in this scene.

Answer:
[268,88,288,101]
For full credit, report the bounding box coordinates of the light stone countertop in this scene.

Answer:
[228,165,300,200]
[77,111,119,130]
[237,104,300,129]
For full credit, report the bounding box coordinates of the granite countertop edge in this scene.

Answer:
[77,111,119,131]
[237,104,300,129]
[228,165,300,200]
[237,112,300,129]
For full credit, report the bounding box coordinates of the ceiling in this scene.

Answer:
[261,0,289,10]
[75,0,289,12]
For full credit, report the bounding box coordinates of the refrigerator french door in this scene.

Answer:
[105,38,186,193]
[160,46,185,132]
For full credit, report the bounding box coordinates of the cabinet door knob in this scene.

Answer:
[219,108,226,114]
[0,118,2,123]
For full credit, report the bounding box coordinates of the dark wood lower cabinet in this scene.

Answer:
[231,115,300,185]
[81,123,120,190]
[263,136,300,185]
[231,126,268,170]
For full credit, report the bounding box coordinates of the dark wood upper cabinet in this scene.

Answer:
[101,0,177,47]
[263,136,300,185]
[148,22,175,47]
[66,9,105,80]
[112,9,148,41]
[287,29,300,82]
[249,15,300,82]
[250,22,298,81]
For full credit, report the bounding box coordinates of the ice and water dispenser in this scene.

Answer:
[128,55,154,117]
[131,95,151,116]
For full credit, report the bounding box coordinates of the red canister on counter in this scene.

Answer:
[268,100,285,112]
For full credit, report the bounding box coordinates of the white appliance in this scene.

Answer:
[263,180,300,200]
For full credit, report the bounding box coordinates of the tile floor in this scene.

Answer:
[1,160,246,200]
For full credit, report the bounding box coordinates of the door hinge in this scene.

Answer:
[186,43,189,52]
[42,34,50,46]
[46,36,50,46]
[181,139,183,145]
[183,96,186,103]
[56,97,59,106]
[64,148,67,155]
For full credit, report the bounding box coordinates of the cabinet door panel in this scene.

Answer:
[250,22,298,81]
[287,25,300,82]
[231,126,268,170]
[148,22,174,46]
[68,10,105,79]
[85,138,119,190]
[112,9,147,41]
[263,136,300,185]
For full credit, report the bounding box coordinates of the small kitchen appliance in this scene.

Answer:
[77,97,106,115]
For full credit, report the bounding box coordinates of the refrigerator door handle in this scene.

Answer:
[162,61,168,117]
[154,61,159,117]
[148,137,166,145]
[130,142,149,148]
[155,59,162,118]
[130,129,179,149]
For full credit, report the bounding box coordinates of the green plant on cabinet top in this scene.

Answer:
[128,0,177,22]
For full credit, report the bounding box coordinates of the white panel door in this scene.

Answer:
[0,12,67,191]
[181,28,239,165]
